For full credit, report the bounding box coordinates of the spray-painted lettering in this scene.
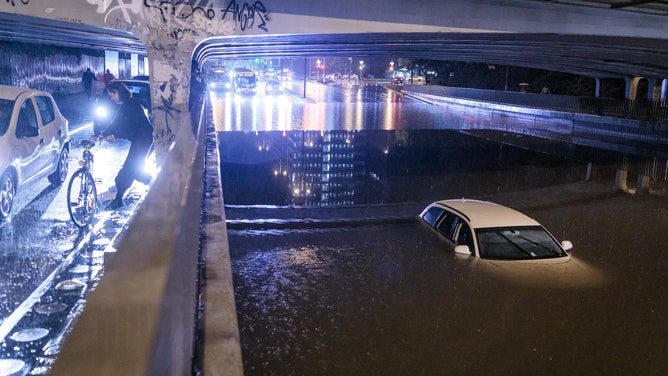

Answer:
[144,0,215,23]
[221,0,268,32]
[4,0,30,6]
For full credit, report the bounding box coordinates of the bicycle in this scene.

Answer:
[67,138,99,228]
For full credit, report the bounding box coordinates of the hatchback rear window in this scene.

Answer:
[35,96,55,125]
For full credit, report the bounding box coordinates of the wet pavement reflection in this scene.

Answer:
[222,129,668,375]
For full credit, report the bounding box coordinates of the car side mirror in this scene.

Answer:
[454,245,472,255]
[561,240,573,251]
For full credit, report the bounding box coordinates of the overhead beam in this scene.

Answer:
[611,0,660,9]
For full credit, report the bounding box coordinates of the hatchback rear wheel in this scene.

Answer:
[48,148,69,186]
[0,172,15,219]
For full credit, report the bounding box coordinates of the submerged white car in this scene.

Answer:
[0,85,70,218]
[419,199,573,261]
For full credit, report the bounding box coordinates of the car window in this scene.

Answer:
[422,206,444,227]
[34,96,55,125]
[17,99,38,136]
[455,222,474,250]
[436,213,459,240]
[0,99,13,136]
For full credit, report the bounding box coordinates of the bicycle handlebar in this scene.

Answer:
[78,136,104,148]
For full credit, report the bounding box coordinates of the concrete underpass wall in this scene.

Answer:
[0,41,141,95]
[402,85,668,160]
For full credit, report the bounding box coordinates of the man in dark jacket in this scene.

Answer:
[103,81,154,209]
[81,68,97,100]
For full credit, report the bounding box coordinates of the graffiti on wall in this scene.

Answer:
[221,1,269,32]
[85,0,271,37]
[154,75,181,142]
[3,0,30,6]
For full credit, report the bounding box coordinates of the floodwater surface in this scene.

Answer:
[219,83,667,375]
[227,188,667,375]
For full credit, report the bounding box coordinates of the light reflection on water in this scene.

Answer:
[219,129,588,207]
[212,83,434,133]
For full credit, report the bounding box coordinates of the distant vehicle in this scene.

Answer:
[412,75,426,84]
[393,77,404,85]
[132,75,149,81]
[94,79,151,135]
[0,85,70,218]
[264,79,283,95]
[207,67,235,94]
[419,199,572,261]
[235,68,257,95]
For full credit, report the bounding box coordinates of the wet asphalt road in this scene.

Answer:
[218,82,668,375]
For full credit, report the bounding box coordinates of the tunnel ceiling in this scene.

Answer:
[0,12,145,55]
[194,32,668,79]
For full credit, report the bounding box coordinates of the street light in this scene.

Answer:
[316,59,321,81]
[389,60,394,79]
[359,60,364,79]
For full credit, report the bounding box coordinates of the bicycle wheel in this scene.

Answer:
[67,169,98,228]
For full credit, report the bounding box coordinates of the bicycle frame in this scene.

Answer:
[67,139,99,228]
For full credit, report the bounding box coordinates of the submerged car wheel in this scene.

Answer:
[0,172,15,219]
[48,148,69,186]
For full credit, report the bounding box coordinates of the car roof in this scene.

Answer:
[430,199,540,229]
[0,85,40,100]
[114,79,149,86]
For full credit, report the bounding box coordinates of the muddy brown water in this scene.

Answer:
[227,186,667,375]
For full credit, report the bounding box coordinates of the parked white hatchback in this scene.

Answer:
[0,85,70,219]
[419,199,572,261]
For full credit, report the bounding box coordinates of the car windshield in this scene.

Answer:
[0,99,14,135]
[476,226,567,260]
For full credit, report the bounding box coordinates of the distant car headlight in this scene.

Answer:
[95,105,109,118]
[209,82,217,89]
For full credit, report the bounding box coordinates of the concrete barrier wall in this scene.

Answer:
[402,86,668,159]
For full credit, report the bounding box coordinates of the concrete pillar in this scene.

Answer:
[614,169,628,190]
[636,174,650,195]
[635,160,656,196]
[646,77,657,100]
[614,155,629,191]
[661,78,667,102]
[103,5,217,164]
[626,76,643,100]
[594,77,601,97]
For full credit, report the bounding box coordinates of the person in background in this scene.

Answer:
[81,68,97,100]
[541,84,551,94]
[102,69,116,87]
[102,81,154,210]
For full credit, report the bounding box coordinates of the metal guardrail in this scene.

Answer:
[404,84,668,123]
